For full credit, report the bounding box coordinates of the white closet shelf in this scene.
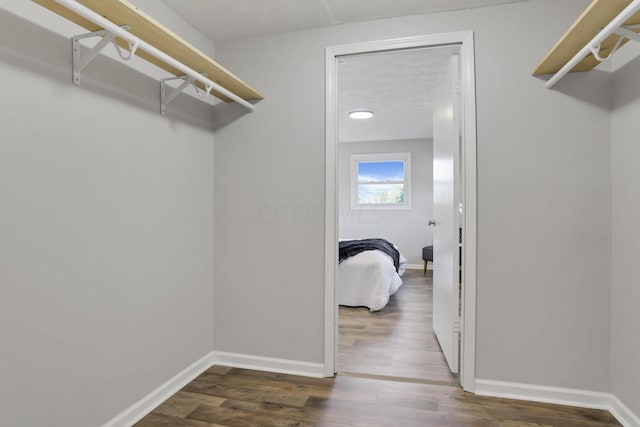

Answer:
[533,0,640,88]
[32,0,263,110]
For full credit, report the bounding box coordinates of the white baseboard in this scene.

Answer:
[475,379,611,409]
[476,379,640,427]
[610,395,640,427]
[101,351,326,427]
[102,351,215,427]
[211,351,325,378]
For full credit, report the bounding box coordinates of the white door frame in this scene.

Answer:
[324,31,478,392]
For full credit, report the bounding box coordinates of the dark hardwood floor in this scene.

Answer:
[134,269,620,426]
[338,269,456,384]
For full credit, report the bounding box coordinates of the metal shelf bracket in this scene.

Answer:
[72,25,132,85]
[56,0,256,111]
[589,24,640,63]
[546,0,640,88]
[160,74,208,115]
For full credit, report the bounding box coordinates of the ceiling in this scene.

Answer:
[162,0,530,42]
[338,46,459,143]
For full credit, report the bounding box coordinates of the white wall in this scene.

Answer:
[213,0,614,392]
[0,3,216,426]
[339,139,433,265]
[610,43,640,419]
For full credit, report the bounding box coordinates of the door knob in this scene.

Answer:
[428,220,436,226]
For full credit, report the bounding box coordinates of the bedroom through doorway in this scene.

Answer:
[335,45,460,385]
[325,32,478,388]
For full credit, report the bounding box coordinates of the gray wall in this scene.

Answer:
[214,0,613,392]
[2,0,633,424]
[338,139,433,265]
[0,4,216,426]
[610,44,640,418]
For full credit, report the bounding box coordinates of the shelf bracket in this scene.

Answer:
[614,24,640,44]
[72,25,132,85]
[160,75,201,115]
[545,0,640,89]
[55,0,257,111]
[589,24,640,63]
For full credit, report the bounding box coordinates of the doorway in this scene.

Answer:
[324,32,477,392]
[336,45,457,384]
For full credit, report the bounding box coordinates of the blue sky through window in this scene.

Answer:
[357,161,405,183]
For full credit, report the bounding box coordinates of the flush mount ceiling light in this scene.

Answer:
[348,109,374,119]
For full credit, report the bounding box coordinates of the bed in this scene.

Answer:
[338,238,408,312]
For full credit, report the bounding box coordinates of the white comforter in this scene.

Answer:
[338,248,408,312]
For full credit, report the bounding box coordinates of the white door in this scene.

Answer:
[432,54,461,374]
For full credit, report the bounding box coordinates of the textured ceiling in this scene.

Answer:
[162,0,531,42]
[338,46,459,143]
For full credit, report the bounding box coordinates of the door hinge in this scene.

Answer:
[453,317,461,334]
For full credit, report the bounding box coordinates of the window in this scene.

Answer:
[350,152,411,210]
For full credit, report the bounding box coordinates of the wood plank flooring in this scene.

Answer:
[135,365,620,426]
[338,269,456,384]
[135,269,620,426]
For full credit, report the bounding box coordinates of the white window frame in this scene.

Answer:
[350,152,411,210]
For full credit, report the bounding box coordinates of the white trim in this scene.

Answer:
[476,379,640,427]
[324,43,339,377]
[405,263,427,270]
[475,379,611,409]
[101,352,215,427]
[459,30,477,394]
[324,31,478,388]
[610,395,640,427]
[211,351,325,378]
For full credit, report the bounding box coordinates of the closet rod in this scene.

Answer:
[546,0,640,89]
[54,0,255,111]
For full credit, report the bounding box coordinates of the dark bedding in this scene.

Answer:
[339,238,400,272]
